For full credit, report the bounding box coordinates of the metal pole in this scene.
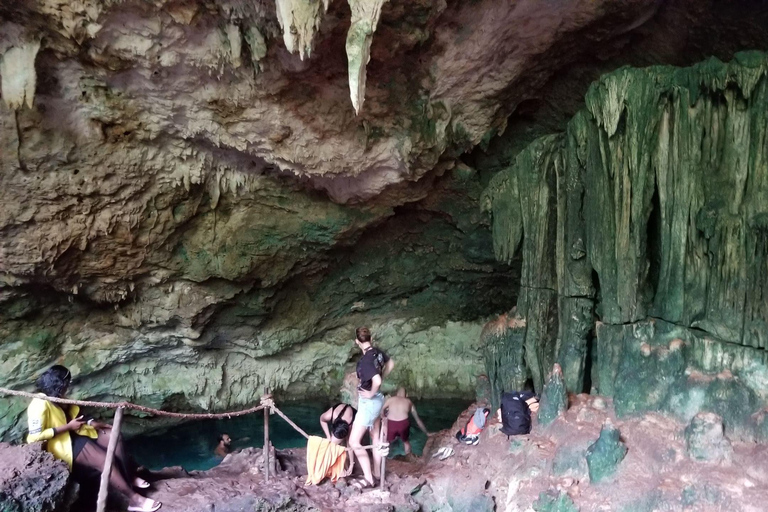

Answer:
[263,388,270,482]
[96,406,124,512]
[379,415,388,489]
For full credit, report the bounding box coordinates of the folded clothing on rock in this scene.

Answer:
[305,436,347,485]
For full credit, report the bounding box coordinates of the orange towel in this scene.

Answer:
[305,435,347,485]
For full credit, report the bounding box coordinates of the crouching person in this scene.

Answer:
[27,365,161,512]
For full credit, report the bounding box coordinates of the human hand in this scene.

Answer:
[91,421,111,430]
[66,416,85,431]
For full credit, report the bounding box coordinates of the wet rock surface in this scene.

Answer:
[0,443,75,512]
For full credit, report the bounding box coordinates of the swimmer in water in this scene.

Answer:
[214,433,231,457]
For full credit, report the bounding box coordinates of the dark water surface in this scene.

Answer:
[129,399,471,471]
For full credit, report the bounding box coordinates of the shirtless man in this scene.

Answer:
[214,434,231,457]
[382,388,428,456]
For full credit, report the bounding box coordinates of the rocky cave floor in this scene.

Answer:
[5,395,768,512]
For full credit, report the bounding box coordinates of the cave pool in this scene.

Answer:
[129,399,472,471]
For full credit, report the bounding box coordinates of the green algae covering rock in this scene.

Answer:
[538,364,568,426]
[483,52,768,425]
[594,318,763,436]
[585,420,627,483]
[481,313,529,410]
[685,412,733,464]
[532,490,579,512]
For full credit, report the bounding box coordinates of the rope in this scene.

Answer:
[271,405,310,439]
[0,387,264,419]
[1,387,388,452]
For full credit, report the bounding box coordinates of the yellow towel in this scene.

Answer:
[305,435,347,485]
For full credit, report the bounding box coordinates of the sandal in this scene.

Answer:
[350,477,375,490]
[134,477,151,489]
[127,499,161,512]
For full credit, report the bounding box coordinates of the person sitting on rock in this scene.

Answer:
[382,388,429,457]
[26,365,162,512]
[348,327,394,490]
[214,433,231,458]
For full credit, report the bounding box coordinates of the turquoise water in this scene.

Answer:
[129,399,470,472]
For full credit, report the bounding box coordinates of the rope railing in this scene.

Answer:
[0,385,390,504]
[0,387,265,419]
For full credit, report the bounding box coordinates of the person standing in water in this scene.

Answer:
[26,365,161,512]
[348,327,393,490]
[382,388,429,456]
[214,434,231,457]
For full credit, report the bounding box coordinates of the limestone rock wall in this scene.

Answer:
[483,53,768,436]
[3,0,768,442]
[0,0,671,439]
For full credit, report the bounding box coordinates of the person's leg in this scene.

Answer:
[349,421,374,486]
[74,440,159,510]
[74,442,136,500]
[402,420,412,455]
[95,429,140,486]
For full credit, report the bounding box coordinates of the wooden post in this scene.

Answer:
[379,415,388,489]
[96,406,124,512]
[263,388,270,482]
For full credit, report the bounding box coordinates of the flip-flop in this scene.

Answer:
[134,477,150,489]
[127,499,161,512]
[350,477,375,491]
[431,447,454,460]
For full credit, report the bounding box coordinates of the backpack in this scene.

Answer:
[500,391,537,436]
[455,408,490,445]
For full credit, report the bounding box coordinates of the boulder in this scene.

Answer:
[684,412,733,464]
[585,420,627,483]
[0,443,75,512]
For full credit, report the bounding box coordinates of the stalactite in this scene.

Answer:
[274,0,331,61]
[0,41,41,110]
[345,0,388,115]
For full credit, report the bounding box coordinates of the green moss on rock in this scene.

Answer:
[533,491,579,512]
[483,52,768,420]
[538,364,568,426]
[586,421,627,483]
